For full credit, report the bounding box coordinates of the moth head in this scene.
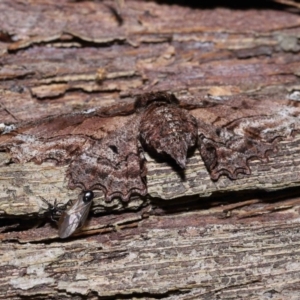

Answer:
[134,91,179,110]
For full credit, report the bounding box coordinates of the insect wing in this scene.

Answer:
[58,194,93,239]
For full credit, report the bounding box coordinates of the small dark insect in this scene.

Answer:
[40,197,67,222]
[58,190,94,239]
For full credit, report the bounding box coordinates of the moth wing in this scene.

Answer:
[0,104,135,164]
[190,97,300,180]
[67,115,147,202]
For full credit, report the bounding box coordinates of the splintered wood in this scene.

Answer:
[1,1,300,299]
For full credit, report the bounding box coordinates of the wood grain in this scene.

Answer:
[1,0,300,299]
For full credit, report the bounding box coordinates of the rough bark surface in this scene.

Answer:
[1,0,300,299]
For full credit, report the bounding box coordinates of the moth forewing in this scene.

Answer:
[58,191,94,239]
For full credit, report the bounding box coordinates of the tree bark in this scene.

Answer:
[1,1,300,299]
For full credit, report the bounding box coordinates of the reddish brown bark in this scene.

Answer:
[1,1,300,299]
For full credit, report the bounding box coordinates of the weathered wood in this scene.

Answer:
[1,0,300,299]
[2,131,300,218]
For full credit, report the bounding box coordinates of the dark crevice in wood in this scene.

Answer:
[154,0,297,10]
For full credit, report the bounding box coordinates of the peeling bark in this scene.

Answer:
[1,1,300,299]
